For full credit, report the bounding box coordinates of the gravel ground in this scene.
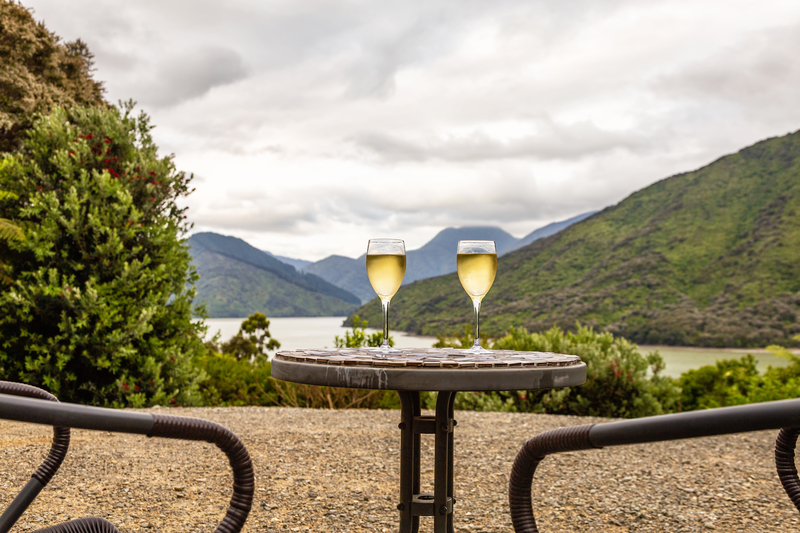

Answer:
[0,406,798,533]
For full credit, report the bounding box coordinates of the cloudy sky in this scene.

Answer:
[25,0,800,260]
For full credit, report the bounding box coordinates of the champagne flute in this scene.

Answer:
[366,238,406,354]
[456,240,497,355]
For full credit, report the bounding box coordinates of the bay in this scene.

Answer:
[200,316,437,352]
[639,345,794,378]
[199,317,796,377]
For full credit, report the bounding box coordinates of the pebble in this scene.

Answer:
[0,407,798,532]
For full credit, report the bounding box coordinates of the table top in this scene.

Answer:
[271,348,586,392]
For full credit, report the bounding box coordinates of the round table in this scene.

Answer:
[272,348,586,533]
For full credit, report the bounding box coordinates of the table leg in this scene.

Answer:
[447,394,455,533]
[397,391,458,533]
[398,391,420,533]
[434,391,456,533]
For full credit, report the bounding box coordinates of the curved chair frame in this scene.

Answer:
[508,398,800,533]
[0,387,254,533]
[0,382,71,533]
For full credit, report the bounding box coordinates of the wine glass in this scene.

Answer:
[456,240,497,355]
[366,238,406,354]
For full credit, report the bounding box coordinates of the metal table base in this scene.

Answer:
[398,391,457,533]
[271,349,587,533]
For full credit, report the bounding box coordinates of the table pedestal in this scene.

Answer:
[398,391,457,533]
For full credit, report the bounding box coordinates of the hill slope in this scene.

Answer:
[302,254,373,303]
[189,233,359,317]
[353,132,800,347]
[500,211,598,255]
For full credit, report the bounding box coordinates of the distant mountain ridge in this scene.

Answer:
[189,233,360,317]
[501,211,598,254]
[265,251,312,271]
[298,217,592,303]
[351,131,800,347]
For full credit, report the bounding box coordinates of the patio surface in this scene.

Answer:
[0,406,798,532]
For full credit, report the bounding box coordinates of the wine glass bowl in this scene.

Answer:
[456,240,497,355]
[366,238,406,354]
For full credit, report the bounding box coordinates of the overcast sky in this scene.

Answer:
[25,0,800,260]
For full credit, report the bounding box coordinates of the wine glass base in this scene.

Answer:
[459,346,494,356]
[368,346,404,357]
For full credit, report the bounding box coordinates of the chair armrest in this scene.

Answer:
[0,393,254,533]
[147,414,254,533]
[0,382,70,533]
[508,399,800,532]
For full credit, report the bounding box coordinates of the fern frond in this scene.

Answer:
[0,190,18,202]
[0,218,25,242]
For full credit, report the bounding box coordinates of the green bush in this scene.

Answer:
[0,104,205,406]
[195,353,277,406]
[334,315,391,348]
[490,324,680,418]
[679,335,800,409]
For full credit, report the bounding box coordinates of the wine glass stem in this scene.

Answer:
[473,298,482,349]
[382,298,391,348]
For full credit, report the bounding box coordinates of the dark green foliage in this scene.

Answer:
[0,104,205,406]
[0,182,23,284]
[195,354,277,406]
[189,233,359,317]
[353,132,800,347]
[217,312,280,360]
[679,335,800,409]
[490,325,680,418]
[0,1,106,152]
[678,356,760,410]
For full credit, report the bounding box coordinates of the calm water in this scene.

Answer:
[201,316,437,352]
[200,317,796,377]
[640,345,794,378]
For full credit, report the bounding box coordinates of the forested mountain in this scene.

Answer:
[267,252,312,271]
[501,211,598,254]
[189,233,359,317]
[352,131,800,347]
[302,222,588,303]
[302,254,373,303]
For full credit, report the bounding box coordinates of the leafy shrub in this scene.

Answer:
[679,335,800,409]
[0,104,205,406]
[334,315,391,348]
[207,312,280,361]
[491,325,680,418]
[0,2,105,152]
[196,353,277,406]
[427,323,679,417]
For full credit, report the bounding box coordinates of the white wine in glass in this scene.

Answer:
[366,238,406,354]
[456,240,497,355]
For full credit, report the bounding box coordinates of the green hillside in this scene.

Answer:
[190,233,359,317]
[353,131,800,347]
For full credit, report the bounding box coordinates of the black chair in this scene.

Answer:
[0,381,254,533]
[507,398,800,532]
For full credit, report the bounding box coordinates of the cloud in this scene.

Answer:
[23,0,800,260]
[139,47,249,108]
[352,118,648,162]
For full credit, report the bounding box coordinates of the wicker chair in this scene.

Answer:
[508,398,800,533]
[0,381,254,533]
